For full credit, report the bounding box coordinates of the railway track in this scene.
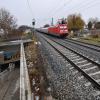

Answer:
[67,37,100,46]
[46,36,100,64]
[64,39,100,64]
[65,38,100,52]
[39,33,100,91]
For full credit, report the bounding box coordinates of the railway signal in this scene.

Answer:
[32,19,35,33]
[32,19,35,26]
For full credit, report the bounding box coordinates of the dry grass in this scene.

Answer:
[24,36,49,99]
[80,36,100,45]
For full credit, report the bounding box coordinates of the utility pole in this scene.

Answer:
[51,18,54,26]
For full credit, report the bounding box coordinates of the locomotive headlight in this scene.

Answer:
[60,26,64,29]
[64,26,67,28]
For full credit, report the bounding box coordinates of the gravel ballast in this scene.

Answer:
[36,32,100,100]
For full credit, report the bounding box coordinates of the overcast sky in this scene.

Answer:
[0,0,100,27]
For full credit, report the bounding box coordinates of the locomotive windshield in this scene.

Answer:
[58,19,67,24]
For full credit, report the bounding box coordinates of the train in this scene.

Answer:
[37,19,69,38]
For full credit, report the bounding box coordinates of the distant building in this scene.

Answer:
[95,22,100,29]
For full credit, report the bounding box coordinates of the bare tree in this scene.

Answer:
[88,17,99,29]
[88,17,99,25]
[88,21,92,30]
[0,8,17,38]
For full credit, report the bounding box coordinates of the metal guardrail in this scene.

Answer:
[20,43,32,100]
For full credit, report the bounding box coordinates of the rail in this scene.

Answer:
[40,33,100,90]
[20,43,32,100]
[65,38,100,52]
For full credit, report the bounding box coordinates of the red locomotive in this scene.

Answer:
[37,19,68,37]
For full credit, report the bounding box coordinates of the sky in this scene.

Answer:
[0,0,100,27]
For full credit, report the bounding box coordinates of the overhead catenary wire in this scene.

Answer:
[51,0,99,18]
[79,1,100,16]
[44,0,73,24]
[67,0,95,12]
[25,0,99,26]
[76,1,100,12]
[65,0,99,14]
[49,0,73,17]
[46,0,61,15]
[51,0,93,17]
[40,0,99,25]
[26,0,34,17]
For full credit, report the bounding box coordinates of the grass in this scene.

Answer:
[79,36,100,45]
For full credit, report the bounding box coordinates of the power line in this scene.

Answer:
[46,0,61,15]
[52,0,98,17]
[66,0,98,13]
[26,0,34,17]
[25,0,99,25]
[54,0,92,16]
[50,0,73,17]
[79,1,100,13]
[43,0,83,23]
